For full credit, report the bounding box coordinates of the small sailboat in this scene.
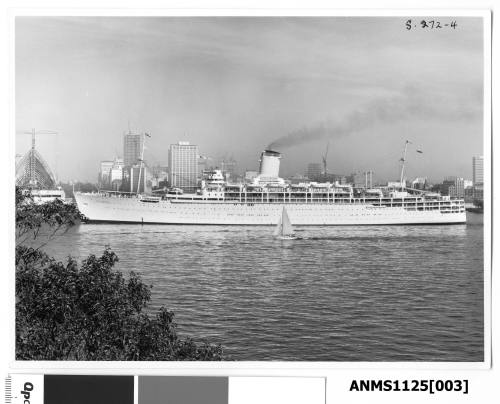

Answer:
[274,206,298,239]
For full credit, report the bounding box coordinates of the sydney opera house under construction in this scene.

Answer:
[15,131,65,202]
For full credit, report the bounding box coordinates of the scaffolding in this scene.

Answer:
[15,128,58,189]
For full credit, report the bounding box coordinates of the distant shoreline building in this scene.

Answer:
[472,156,483,187]
[123,131,143,167]
[306,163,322,181]
[470,155,484,203]
[450,177,465,198]
[221,156,238,181]
[98,158,124,190]
[168,141,199,193]
[98,160,114,188]
[411,177,427,190]
[151,165,168,189]
[352,171,373,189]
[110,158,124,190]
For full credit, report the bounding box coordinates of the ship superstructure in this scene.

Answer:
[75,149,466,225]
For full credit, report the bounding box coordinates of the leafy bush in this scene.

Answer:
[15,187,82,248]
[15,188,223,360]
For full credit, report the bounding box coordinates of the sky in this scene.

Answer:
[15,16,484,183]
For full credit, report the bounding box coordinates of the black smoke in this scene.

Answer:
[267,87,481,150]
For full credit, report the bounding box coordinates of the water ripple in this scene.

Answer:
[38,213,484,361]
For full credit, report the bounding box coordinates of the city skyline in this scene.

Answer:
[18,133,484,186]
[16,17,484,182]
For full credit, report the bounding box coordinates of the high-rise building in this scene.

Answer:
[473,156,483,187]
[364,171,373,188]
[221,157,238,181]
[168,141,199,193]
[98,160,114,188]
[450,177,465,198]
[123,132,143,167]
[306,163,322,181]
[110,158,124,190]
[352,172,365,188]
[110,158,124,181]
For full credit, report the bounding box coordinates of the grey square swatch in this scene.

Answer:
[139,376,228,404]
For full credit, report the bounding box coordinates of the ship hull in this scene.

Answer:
[75,193,467,225]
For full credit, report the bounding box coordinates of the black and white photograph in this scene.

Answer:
[14,14,489,363]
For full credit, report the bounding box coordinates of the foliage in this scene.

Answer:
[15,187,223,360]
[15,187,82,249]
[16,247,223,360]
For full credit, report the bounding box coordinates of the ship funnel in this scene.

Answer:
[259,150,281,178]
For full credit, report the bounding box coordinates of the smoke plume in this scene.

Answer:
[267,88,481,150]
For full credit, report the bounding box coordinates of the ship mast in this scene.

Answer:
[399,140,411,190]
[322,141,330,179]
[137,132,146,194]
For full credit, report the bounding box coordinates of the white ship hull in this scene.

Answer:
[75,193,466,225]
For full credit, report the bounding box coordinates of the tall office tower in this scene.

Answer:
[472,156,484,187]
[450,177,465,198]
[364,170,374,189]
[98,160,114,188]
[168,141,199,193]
[306,163,322,181]
[353,172,365,188]
[123,132,143,167]
[110,158,124,190]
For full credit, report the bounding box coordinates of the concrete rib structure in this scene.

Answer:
[15,148,56,189]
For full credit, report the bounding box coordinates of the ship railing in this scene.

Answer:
[160,194,466,207]
[96,190,138,198]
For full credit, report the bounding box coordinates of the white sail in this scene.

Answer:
[275,207,294,237]
[281,207,294,236]
[274,214,283,236]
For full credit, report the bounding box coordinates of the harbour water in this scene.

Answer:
[39,213,484,361]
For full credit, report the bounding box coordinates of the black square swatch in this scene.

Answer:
[44,375,134,404]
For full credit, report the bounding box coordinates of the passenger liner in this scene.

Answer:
[75,150,466,225]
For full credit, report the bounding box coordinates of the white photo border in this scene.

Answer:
[7,7,492,374]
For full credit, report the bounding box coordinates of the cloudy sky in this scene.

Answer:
[16,16,484,183]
